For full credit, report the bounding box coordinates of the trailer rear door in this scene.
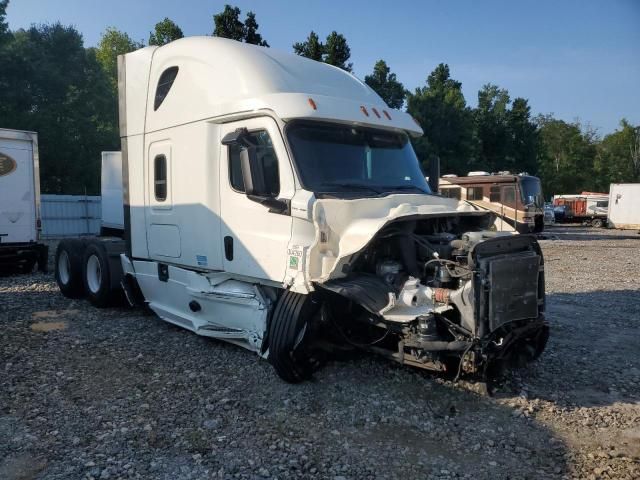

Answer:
[0,135,37,244]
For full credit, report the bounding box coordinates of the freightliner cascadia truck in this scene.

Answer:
[53,37,548,383]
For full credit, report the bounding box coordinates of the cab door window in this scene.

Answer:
[228,130,280,196]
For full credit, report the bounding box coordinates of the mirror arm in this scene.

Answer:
[247,195,290,215]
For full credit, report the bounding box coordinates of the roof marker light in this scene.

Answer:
[372,107,381,118]
[360,106,369,117]
[308,98,317,110]
[383,110,392,120]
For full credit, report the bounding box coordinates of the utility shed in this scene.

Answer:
[608,184,640,229]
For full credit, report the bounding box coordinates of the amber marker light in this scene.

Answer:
[360,106,369,117]
[383,110,392,120]
[308,98,317,110]
[372,107,381,118]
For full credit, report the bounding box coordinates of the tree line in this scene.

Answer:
[0,1,637,196]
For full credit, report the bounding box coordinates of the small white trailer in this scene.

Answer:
[608,183,640,230]
[53,37,548,384]
[0,128,48,272]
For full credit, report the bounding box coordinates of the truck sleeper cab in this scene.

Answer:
[54,37,548,383]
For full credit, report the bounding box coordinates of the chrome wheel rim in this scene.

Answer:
[86,254,102,294]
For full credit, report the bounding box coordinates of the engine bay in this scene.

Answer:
[317,214,549,379]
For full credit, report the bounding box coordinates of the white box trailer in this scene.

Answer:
[52,37,548,385]
[0,128,48,272]
[608,183,640,230]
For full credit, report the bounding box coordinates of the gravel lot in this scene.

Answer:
[1,226,639,480]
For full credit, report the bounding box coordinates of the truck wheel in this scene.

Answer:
[591,218,604,228]
[55,239,85,298]
[268,291,321,383]
[82,243,115,308]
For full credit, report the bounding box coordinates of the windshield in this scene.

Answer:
[520,177,543,208]
[286,122,431,197]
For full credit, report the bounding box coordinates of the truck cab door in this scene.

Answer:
[219,117,295,283]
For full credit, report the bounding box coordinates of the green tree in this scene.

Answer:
[406,63,475,174]
[507,97,538,174]
[213,5,244,41]
[96,27,142,87]
[213,5,269,46]
[364,60,406,109]
[293,31,353,72]
[536,115,597,196]
[323,31,352,72]
[244,11,268,46]
[474,83,511,172]
[0,0,9,41]
[0,23,118,194]
[594,119,640,190]
[293,31,323,61]
[149,17,183,46]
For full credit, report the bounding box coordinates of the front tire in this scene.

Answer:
[55,239,85,298]
[267,291,321,383]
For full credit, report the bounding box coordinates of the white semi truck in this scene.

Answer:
[53,37,548,383]
[0,128,48,272]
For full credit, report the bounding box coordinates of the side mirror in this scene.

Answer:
[240,146,269,197]
[222,128,289,214]
[428,156,440,193]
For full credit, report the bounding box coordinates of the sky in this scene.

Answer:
[6,0,640,135]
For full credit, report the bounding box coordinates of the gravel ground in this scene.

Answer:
[1,226,639,480]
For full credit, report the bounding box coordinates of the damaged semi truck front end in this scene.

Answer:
[281,198,549,382]
[315,218,548,379]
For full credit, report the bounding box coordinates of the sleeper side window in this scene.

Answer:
[154,66,179,111]
[154,154,167,201]
[228,130,280,196]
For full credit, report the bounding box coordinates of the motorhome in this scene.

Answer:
[53,37,548,383]
[552,193,609,227]
[0,128,48,272]
[439,173,545,233]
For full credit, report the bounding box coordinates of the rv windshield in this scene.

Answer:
[286,122,431,197]
[520,176,543,207]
